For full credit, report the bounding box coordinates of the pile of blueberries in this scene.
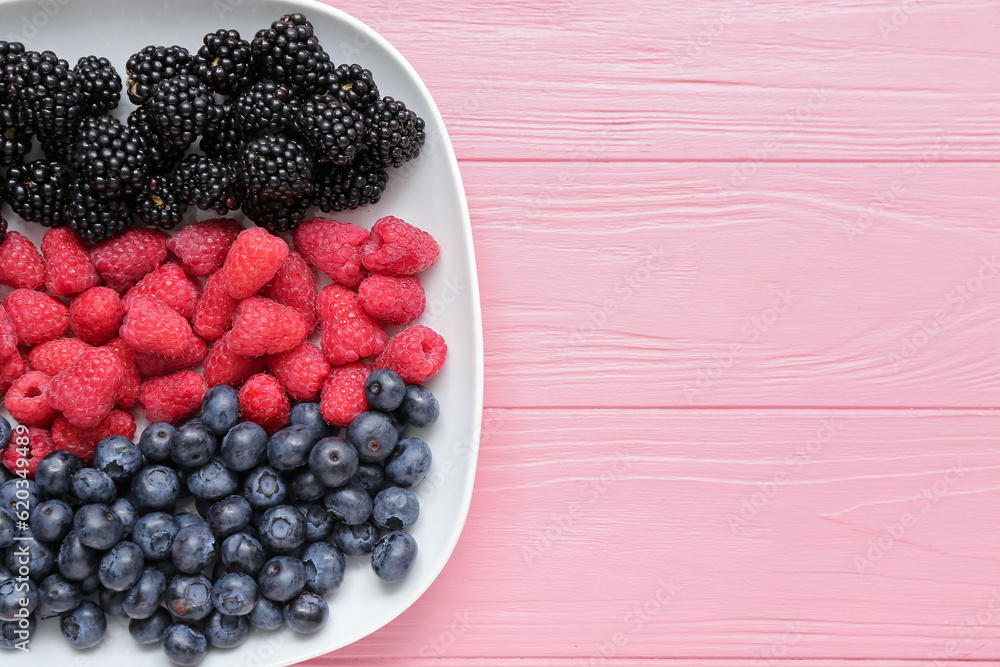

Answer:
[0,368,437,665]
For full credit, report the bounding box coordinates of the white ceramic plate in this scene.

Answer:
[0,0,483,664]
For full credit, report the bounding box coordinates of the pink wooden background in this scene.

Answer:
[308,0,1000,664]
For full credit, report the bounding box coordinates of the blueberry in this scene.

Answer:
[133,512,179,560]
[331,520,379,557]
[148,557,180,581]
[207,495,252,538]
[131,464,181,511]
[371,530,418,583]
[283,591,329,634]
[29,498,74,542]
[372,486,420,531]
[220,422,268,471]
[194,496,214,518]
[57,530,102,581]
[297,502,334,541]
[187,457,239,500]
[6,532,55,581]
[248,595,283,630]
[346,411,398,462]
[220,532,267,577]
[123,566,167,619]
[60,599,106,648]
[385,437,432,488]
[365,369,406,412]
[267,425,318,471]
[38,574,80,615]
[0,478,37,516]
[289,469,325,501]
[162,623,208,666]
[138,422,175,463]
[78,572,101,595]
[35,450,82,498]
[0,614,35,649]
[175,512,207,530]
[74,503,124,550]
[171,524,216,574]
[99,586,129,617]
[400,384,439,428]
[70,468,117,504]
[0,578,37,620]
[204,609,250,648]
[308,436,358,487]
[129,606,172,644]
[166,574,214,622]
[99,540,145,591]
[243,465,288,509]
[257,555,306,602]
[258,505,307,554]
[290,402,336,439]
[170,422,218,467]
[93,435,144,483]
[302,541,344,595]
[0,513,13,549]
[387,407,410,438]
[110,497,138,536]
[0,417,10,449]
[324,483,372,525]
[201,384,240,437]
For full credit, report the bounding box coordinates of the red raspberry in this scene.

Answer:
[238,374,289,435]
[133,333,207,377]
[121,296,193,358]
[360,216,440,276]
[29,338,93,377]
[260,251,318,331]
[1,427,54,477]
[90,229,169,293]
[221,227,288,299]
[139,371,209,425]
[292,217,368,287]
[267,340,330,402]
[374,325,447,383]
[0,350,27,400]
[45,347,124,430]
[123,263,200,320]
[204,333,264,388]
[228,297,308,357]
[357,274,426,325]
[69,287,125,345]
[41,227,102,297]
[3,288,69,346]
[166,218,243,276]
[320,363,371,427]
[5,371,56,427]
[103,338,141,408]
[0,305,18,361]
[193,271,238,342]
[51,410,135,464]
[0,231,45,290]
[317,284,387,366]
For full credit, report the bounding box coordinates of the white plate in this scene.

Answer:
[0,0,483,664]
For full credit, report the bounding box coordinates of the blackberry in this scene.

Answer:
[363,96,425,168]
[132,174,187,230]
[193,29,254,96]
[125,45,192,104]
[69,115,149,199]
[237,133,314,201]
[0,104,31,166]
[11,50,83,140]
[0,42,25,99]
[242,192,309,233]
[171,154,241,214]
[127,107,184,171]
[329,64,379,110]
[143,73,220,150]
[251,14,331,93]
[65,179,134,242]
[294,94,365,165]
[74,56,122,116]
[313,153,387,212]
[231,80,295,138]
[199,104,244,160]
[5,160,72,227]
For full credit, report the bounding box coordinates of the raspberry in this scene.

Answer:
[139,371,209,425]
[45,347,124,430]
[69,287,125,345]
[292,217,368,287]
[123,263,200,320]
[193,271,237,342]
[120,296,193,358]
[51,409,135,464]
[320,362,371,427]
[103,338,141,408]
[357,274,426,325]
[133,333,207,377]
[238,373,289,435]
[260,251,318,331]
[166,218,242,277]
[0,306,17,361]
[317,284,387,366]
[204,332,264,388]
[41,227,102,297]
[1,427,54,477]
[90,229,169,293]
[228,296,308,357]
[221,227,288,299]
[4,289,70,346]
[267,340,330,402]
[0,351,28,400]
[0,231,45,290]
[28,338,93,376]
[360,216,439,276]
[374,325,447,383]
[5,371,55,427]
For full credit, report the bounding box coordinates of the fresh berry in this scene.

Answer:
[90,228,168,292]
[320,363,371,427]
[267,341,329,402]
[317,284,387,366]
[238,374,289,435]
[362,96,425,168]
[328,63,380,110]
[41,227,102,297]
[50,410,134,465]
[132,333,207,377]
[374,325,447,383]
[70,287,125,345]
[211,571,257,616]
[45,347,124,430]
[251,14,331,94]
[331,520,378,557]
[120,295,194,358]
[74,56,122,116]
[193,29,253,96]
[307,436,357,488]
[71,469,116,504]
[0,231,45,289]
[144,73,219,150]
[237,134,314,201]
[364,369,406,412]
[228,297,308,357]
[360,216,439,276]
[103,339,141,408]
[200,384,240,437]
[171,154,241,214]
[125,45,192,105]
[12,50,82,140]
[65,178,134,243]
[199,103,244,160]
[172,524,217,573]
[257,554,305,602]
[130,465,180,511]
[0,351,28,399]
[137,422,175,463]
[294,94,365,165]
[358,274,425,325]
[68,114,149,199]
[231,80,296,137]
[5,160,72,227]
[292,217,368,287]
[139,371,208,425]
[92,435,143,484]
[4,289,69,346]
[132,175,187,230]
[28,338,91,376]
[5,371,55,427]
[345,411,398,463]
[260,251,318,331]
[166,218,243,277]
[384,437,432,487]
[400,384,439,427]
[370,530,417,583]
[0,104,31,168]
[193,271,238,342]
[128,106,185,171]
[241,192,310,234]
[323,482,371,524]
[203,333,264,389]
[220,423,268,473]
[371,486,419,530]
[220,227,288,299]
[123,263,200,320]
